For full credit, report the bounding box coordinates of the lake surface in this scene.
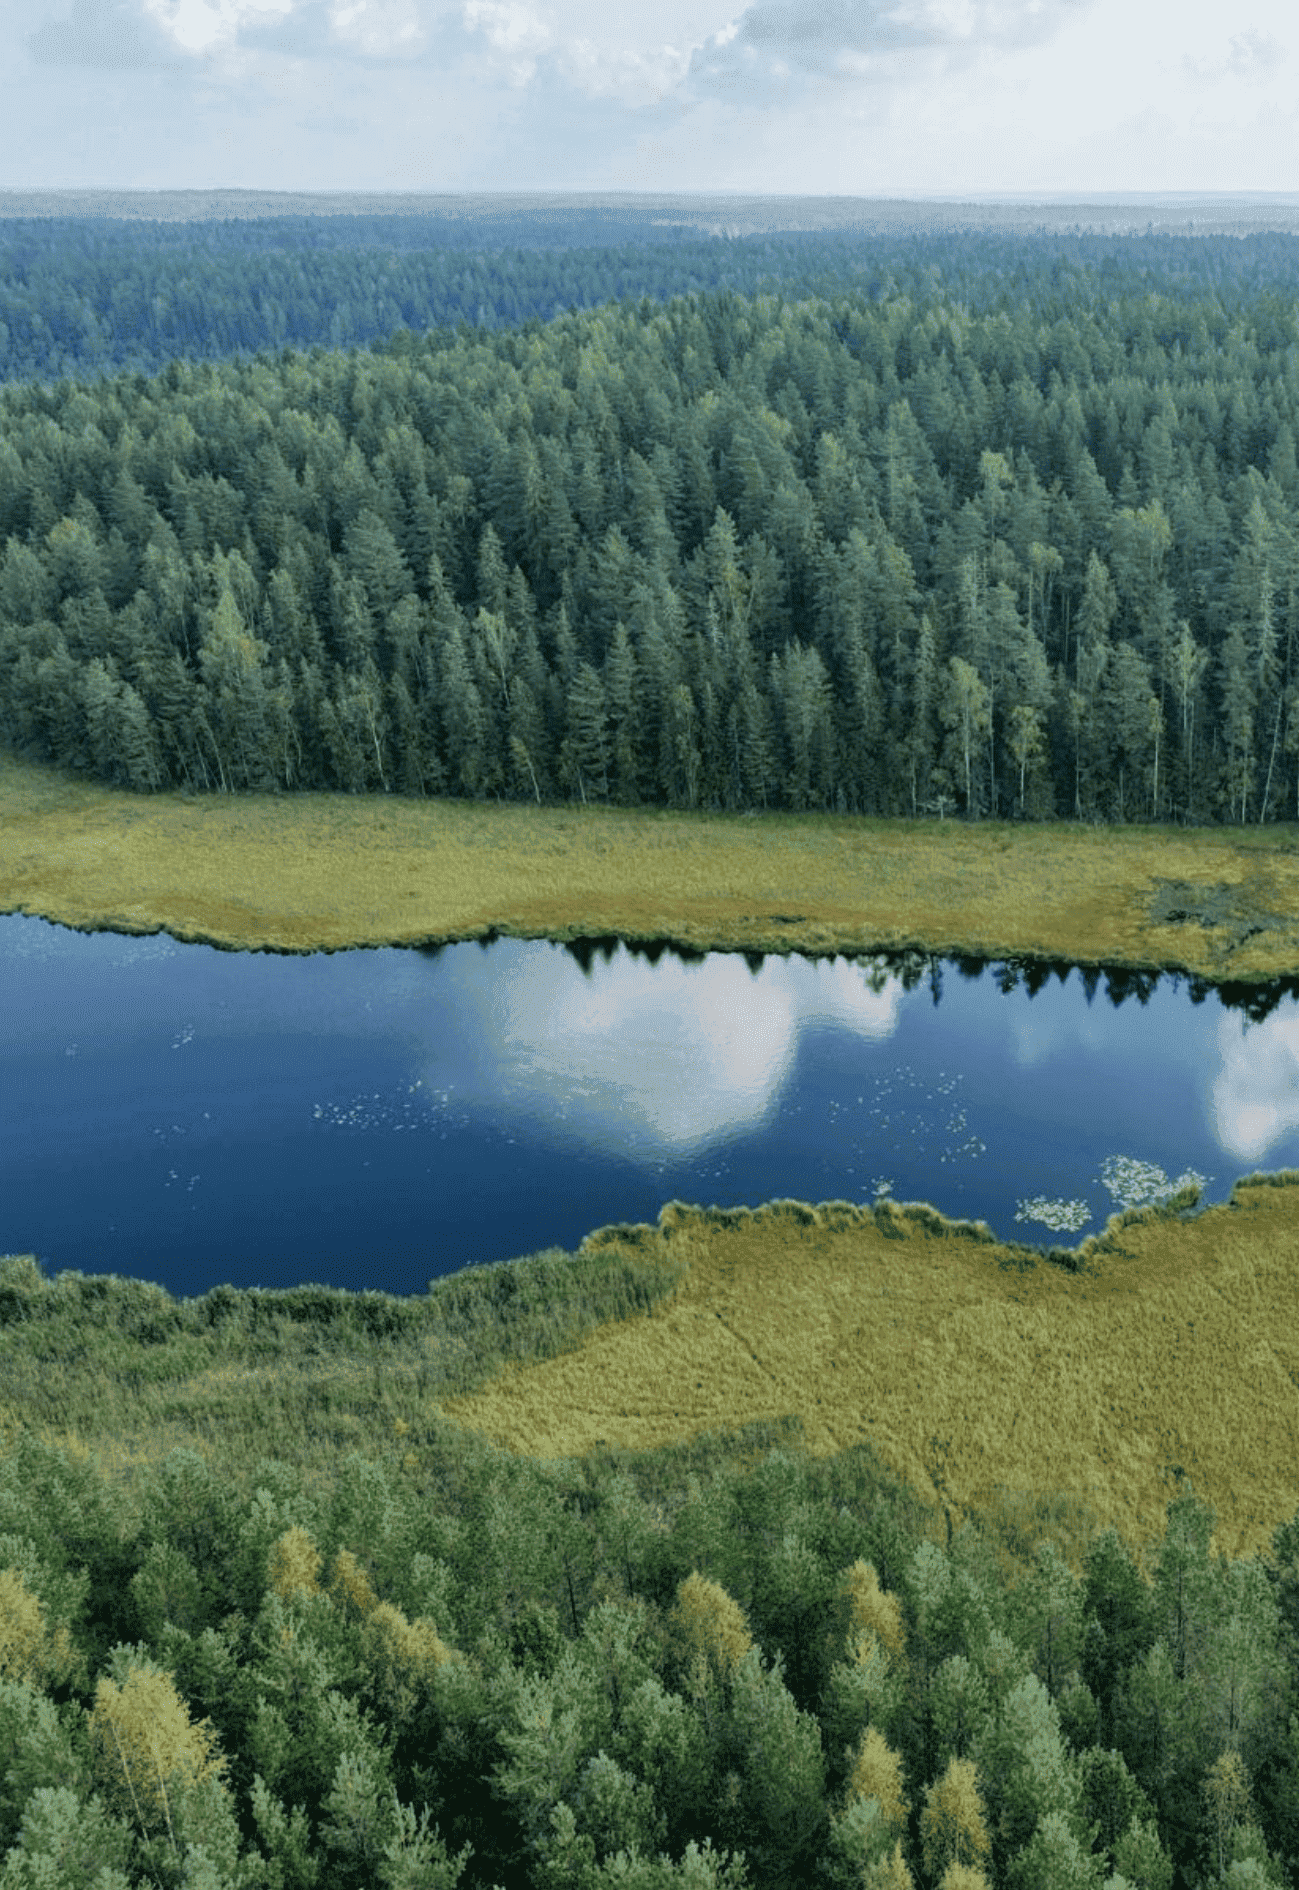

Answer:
[5,911,1299,1306]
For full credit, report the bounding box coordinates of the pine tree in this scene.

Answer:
[78,654,163,790]
[1103,640,1160,823]
[0,1787,137,1888]
[1082,1527,1155,1749]
[1011,1541,1084,1702]
[717,1643,828,1880]
[931,1654,993,1766]
[972,1672,1085,1879]
[1003,1808,1105,1890]
[1217,620,1255,823]
[1027,542,1065,667]
[665,680,702,810]
[437,620,489,797]
[603,620,643,805]
[832,621,888,814]
[770,639,835,811]
[471,606,516,713]
[625,447,681,575]
[1198,1553,1287,1761]
[343,506,414,620]
[561,660,611,803]
[1112,1816,1174,1890]
[906,610,940,819]
[727,672,775,811]
[198,580,274,789]
[508,678,549,803]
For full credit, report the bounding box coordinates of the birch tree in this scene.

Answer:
[939,657,991,817]
[1163,618,1210,822]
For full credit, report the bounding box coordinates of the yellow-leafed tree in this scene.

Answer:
[847,1724,909,1833]
[86,1656,230,1850]
[936,1865,992,1890]
[329,1545,379,1618]
[842,1559,908,1663]
[669,1570,755,1700]
[919,1755,992,1883]
[1203,1746,1253,1881]
[0,1563,84,1692]
[861,1838,916,1889]
[267,1523,323,1603]
[360,1601,469,1721]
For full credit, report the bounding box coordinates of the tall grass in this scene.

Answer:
[7,1173,1297,1583]
[435,1177,1299,1573]
[4,748,1299,980]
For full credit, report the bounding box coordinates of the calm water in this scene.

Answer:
[5,911,1299,1305]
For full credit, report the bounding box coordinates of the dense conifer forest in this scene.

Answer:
[2,218,1299,824]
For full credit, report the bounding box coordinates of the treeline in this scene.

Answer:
[2,261,1299,822]
[3,212,1299,389]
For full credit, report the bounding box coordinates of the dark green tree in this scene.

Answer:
[769,640,835,812]
[1081,1528,1155,1751]
[561,661,611,804]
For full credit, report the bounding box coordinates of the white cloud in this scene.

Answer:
[1184,26,1286,83]
[462,0,554,84]
[26,0,191,67]
[6,0,1299,200]
[330,0,427,57]
[686,0,1093,95]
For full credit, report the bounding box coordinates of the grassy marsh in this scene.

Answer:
[5,748,1299,979]
[5,748,1299,1585]
[434,1180,1299,1573]
[4,1176,1299,1589]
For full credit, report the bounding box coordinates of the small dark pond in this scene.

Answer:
[5,911,1299,1305]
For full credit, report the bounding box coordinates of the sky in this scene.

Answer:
[0,0,1294,198]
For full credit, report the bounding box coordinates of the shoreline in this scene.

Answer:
[5,751,1299,983]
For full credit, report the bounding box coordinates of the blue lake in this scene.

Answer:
[5,910,1299,1305]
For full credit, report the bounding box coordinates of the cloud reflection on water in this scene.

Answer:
[440,938,904,1150]
[1212,1009,1299,1162]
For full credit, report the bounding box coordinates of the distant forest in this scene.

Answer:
[2,215,1299,824]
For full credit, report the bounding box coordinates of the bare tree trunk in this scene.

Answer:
[1261,687,1284,824]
